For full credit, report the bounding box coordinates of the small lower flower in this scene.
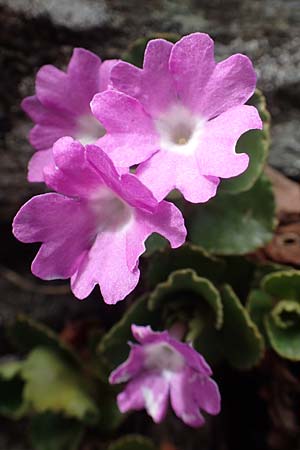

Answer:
[109,325,221,427]
[12,138,186,304]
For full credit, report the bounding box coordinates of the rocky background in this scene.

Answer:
[0,0,299,447]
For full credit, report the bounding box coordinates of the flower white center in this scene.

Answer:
[76,114,106,145]
[142,387,166,419]
[145,342,184,373]
[155,104,204,155]
[89,187,132,233]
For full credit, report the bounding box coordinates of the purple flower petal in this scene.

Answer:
[170,369,206,427]
[91,90,158,166]
[29,124,74,151]
[35,64,71,113]
[169,341,212,376]
[109,344,145,384]
[28,149,54,182]
[22,96,73,127]
[44,138,102,198]
[13,193,93,279]
[169,33,215,112]
[136,151,220,203]
[66,48,103,111]
[36,48,101,114]
[126,201,186,271]
[131,326,212,375]
[131,325,169,344]
[198,105,262,178]
[117,372,169,423]
[194,375,221,415]
[194,54,257,119]
[23,49,116,182]
[98,59,120,92]
[70,227,140,303]
[86,144,157,213]
[112,39,176,115]
[116,375,145,413]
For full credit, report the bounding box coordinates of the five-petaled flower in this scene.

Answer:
[109,324,221,427]
[91,32,262,203]
[13,137,186,304]
[22,48,118,182]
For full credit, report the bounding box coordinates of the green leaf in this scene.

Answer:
[96,382,124,433]
[248,274,300,360]
[98,295,159,369]
[253,261,294,288]
[188,175,276,255]
[0,358,26,419]
[222,258,290,297]
[147,243,225,289]
[123,34,180,67]
[262,270,300,301]
[107,435,156,450]
[148,269,223,329]
[271,300,300,329]
[221,90,270,193]
[219,285,265,369]
[247,289,273,337]
[221,256,256,299]
[191,323,224,366]
[145,233,169,256]
[265,313,300,361]
[8,315,80,367]
[30,413,84,450]
[0,359,22,380]
[22,347,99,423]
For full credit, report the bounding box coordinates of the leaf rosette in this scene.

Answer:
[248,270,300,360]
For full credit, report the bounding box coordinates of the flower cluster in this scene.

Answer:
[13,32,261,426]
[15,33,261,303]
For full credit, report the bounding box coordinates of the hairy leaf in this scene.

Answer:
[148,269,223,329]
[189,175,276,255]
[0,358,26,419]
[108,434,156,450]
[8,315,79,367]
[219,285,265,368]
[22,347,99,423]
[30,413,84,450]
[147,243,225,289]
[262,270,300,301]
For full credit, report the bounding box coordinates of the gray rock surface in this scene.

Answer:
[1,0,300,222]
[269,114,300,178]
[0,0,109,29]
[1,0,300,223]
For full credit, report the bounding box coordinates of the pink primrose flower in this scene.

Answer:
[110,325,221,427]
[13,138,186,304]
[22,48,118,182]
[91,32,262,203]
